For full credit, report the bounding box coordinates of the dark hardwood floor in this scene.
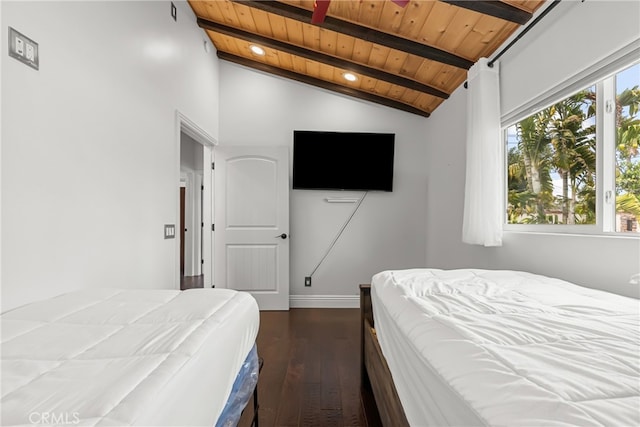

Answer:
[180,274,203,290]
[238,308,381,427]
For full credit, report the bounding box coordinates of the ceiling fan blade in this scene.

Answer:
[312,0,331,24]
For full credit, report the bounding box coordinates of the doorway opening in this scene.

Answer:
[176,112,216,290]
[180,134,204,289]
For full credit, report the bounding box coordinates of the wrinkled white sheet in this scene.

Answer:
[1,288,259,426]
[372,269,640,427]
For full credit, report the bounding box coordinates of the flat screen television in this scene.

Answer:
[292,130,395,192]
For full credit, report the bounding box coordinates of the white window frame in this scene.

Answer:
[502,59,640,238]
[599,77,617,233]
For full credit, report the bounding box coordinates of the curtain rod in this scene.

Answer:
[464,0,563,89]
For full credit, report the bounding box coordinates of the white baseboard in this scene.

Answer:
[289,294,359,308]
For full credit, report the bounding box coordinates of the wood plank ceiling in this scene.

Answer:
[188,0,546,117]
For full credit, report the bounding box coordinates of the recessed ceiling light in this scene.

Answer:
[250,45,265,56]
[343,72,358,82]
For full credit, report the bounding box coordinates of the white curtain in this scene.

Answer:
[462,58,503,247]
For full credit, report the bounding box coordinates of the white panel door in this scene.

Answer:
[214,146,289,310]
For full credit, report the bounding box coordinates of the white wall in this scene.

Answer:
[181,133,204,172]
[424,86,493,271]
[1,1,219,311]
[424,1,640,298]
[0,0,4,311]
[492,233,639,298]
[219,62,430,297]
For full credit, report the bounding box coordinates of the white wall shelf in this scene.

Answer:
[325,198,360,203]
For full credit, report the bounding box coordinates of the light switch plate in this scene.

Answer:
[164,224,176,239]
[8,27,39,70]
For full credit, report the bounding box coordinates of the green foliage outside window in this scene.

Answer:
[507,89,597,225]
[615,84,640,218]
[507,66,640,230]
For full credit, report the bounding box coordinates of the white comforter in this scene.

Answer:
[371,269,640,427]
[1,288,259,426]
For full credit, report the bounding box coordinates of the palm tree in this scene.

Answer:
[617,193,640,217]
[616,85,640,222]
[510,113,554,222]
[547,89,596,224]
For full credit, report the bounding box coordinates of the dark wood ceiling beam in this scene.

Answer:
[217,51,430,117]
[198,17,449,100]
[441,1,532,25]
[232,0,473,70]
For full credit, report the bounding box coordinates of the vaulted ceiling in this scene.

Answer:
[188,0,546,117]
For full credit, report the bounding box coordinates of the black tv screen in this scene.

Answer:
[292,130,395,192]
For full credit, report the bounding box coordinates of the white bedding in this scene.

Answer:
[371,269,640,427]
[1,288,259,426]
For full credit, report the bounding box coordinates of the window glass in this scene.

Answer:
[615,63,640,233]
[506,87,596,225]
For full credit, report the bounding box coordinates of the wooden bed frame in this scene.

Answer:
[360,284,410,427]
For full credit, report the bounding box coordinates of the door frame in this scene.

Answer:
[179,185,186,276]
[175,111,217,289]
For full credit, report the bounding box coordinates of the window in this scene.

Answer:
[615,64,640,233]
[505,63,640,234]
[506,86,596,226]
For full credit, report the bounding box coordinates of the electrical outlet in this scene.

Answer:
[171,2,177,21]
[8,27,39,70]
[305,277,312,287]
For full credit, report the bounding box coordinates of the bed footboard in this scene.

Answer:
[360,285,409,427]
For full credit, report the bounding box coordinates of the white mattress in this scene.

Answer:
[1,288,259,426]
[371,269,640,427]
